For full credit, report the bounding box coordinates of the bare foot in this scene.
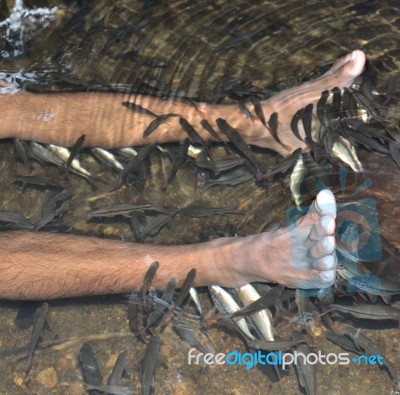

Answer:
[247,50,367,155]
[232,189,337,289]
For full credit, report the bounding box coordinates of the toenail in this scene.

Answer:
[323,236,335,252]
[349,51,356,61]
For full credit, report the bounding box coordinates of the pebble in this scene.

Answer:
[36,367,58,389]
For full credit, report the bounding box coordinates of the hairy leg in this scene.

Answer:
[0,190,336,300]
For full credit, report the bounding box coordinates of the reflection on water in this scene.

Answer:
[0,0,400,394]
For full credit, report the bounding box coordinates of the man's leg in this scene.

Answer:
[0,51,365,155]
[0,190,336,300]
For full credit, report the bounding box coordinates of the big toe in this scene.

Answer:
[315,189,337,218]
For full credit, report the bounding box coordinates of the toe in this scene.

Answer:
[309,214,335,240]
[315,189,336,218]
[312,254,337,271]
[309,235,335,258]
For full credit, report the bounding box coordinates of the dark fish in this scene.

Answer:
[347,275,400,297]
[173,318,210,354]
[66,134,85,170]
[268,148,302,177]
[331,87,341,119]
[142,262,159,303]
[301,104,314,144]
[389,142,400,167]
[25,303,49,372]
[116,142,157,188]
[290,109,305,142]
[141,335,160,395]
[228,285,284,320]
[327,303,400,320]
[341,88,358,118]
[326,332,362,355]
[85,384,136,395]
[198,167,254,189]
[13,138,30,168]
[316,90,330,127]
[128,299,141,334]
[122,102,158,118]
[14,175,64,189]
[292,332,316,395]
[146,278,176,329]
[139,208,179,242]
[15,302,40,330]
[351,90,385,121]
[200,119,224,143]
[174,269,196,307]
[35,189,73,230]
[167,139,190,184]
[238,99,257,121]
[179,205,242,217]
[250,96,268,128]
[0,211,35,229]
[80,343,103,389]
[143,115,176,138]
[108,350,127,385]
[129,212,142,242]
[216,118,263,173]
[179,118,209,151]
[344,327,399,383]
[29,141,64,167]
[88,203,163,218]
[194,155,245,175]
[136,156,149,195]
[247,338,309,351]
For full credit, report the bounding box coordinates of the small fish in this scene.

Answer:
[238,99,257,121]
[301,104,314,145]
[389,142,400,167]
[197,166,255,189]
[247,338,309,351]
[179,205,242,218]
[268,148,302,177]
[189,288,203,315]
[0,211,35,229]
[167,139,190,184]
[200,119,224,143]
[290,109,305,142]
[143,115,176,138]
[91,148,124,171]
[141,335,160,395]
[341,88,358,118]
[25,302,49,372]
[146,278,176,329]
[175,269,196,307]
[14,175,64,189]
[79,342,103,386]
[142,262,159,304]
[173,318,211,354]
[15,302,40,330]
[122,102,158,117]
[347,275,400,297]
[116,147,138,157]
[66,135,85,170]
[316,90,330,127]
[13,138,30,168]
[179,118,209,152]
[194,155,245,175]
[331,87,341,119]
[292,332,316,395]
[327,303,400,320]
[29,141,64,167]
[268,112,285,147]
[85,384,136,395]
[116,142,157,188]
[326,332,363,354]
[88,204,162,218]
[108,350,127,385]
[209,285,255,341]
[331,135,363,172]
[139,208,179,242]
[129,212,142,242]
[289,154,307,208]
[250,96,268,128]
[236,284,274,342]
[216,118,263,174]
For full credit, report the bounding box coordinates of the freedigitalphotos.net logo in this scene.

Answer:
[188,349,384,370]
[286,168,382,295]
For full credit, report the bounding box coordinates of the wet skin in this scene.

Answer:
[0,51,366,299]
